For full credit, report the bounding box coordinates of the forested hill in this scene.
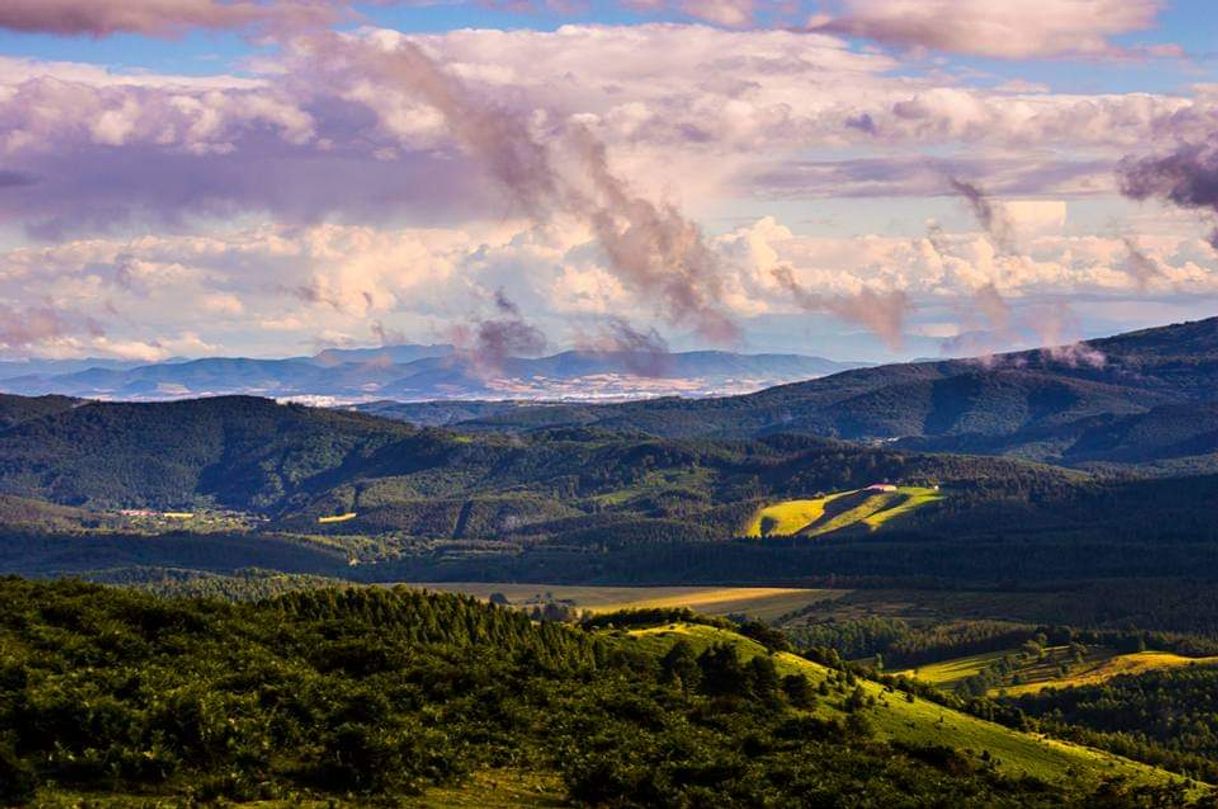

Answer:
[0,393,78,430]
[0,578,1198,807]
[0,392,1075,518]
[0,396,418,510]
[448,316,1218,469]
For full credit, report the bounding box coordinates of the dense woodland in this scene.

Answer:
[1,578,1209,807]
[1012,668,1218,784]
[1,387,1217,588]
[0,316,1214,593]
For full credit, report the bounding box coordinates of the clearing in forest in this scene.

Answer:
[745,486,943,538]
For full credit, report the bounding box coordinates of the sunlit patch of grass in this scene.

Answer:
[745,486,943,538]
[893,650,1012,687]
[743,493,848,537]
[862,487,945,529]
[998,651,1218,696]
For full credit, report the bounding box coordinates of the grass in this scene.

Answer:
[401,583,846,622]
[744,487,943,538]
[896,644,1218,698]
[998,650,1218,696]
[35,770,566,808]
[414,769,566,808]
[894,650,1012,687]
[743,494,848,536]
[862,487,945,529]
[620,623,1194,792]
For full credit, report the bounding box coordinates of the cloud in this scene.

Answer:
[938,282,1015,358]
[1120,237,1164,290]
[811,0,1168,60]
[370,319,406,346]
[311,30,740,342]
[1031,300,1106,367]
[948,175,1015,252]
[1,215,1216,360]
[677,0,755,27]
[745,156,1112,200]
[0,303,88,349]
[0,0,338,38]
[0,22,1210,360]
[0,169,37,188]
[0,27,1204,242]
[771,264,909,349]
[574,316,673,377]
[451,288,548,374]
[1118,141,1218,248]
[563,125,740,342]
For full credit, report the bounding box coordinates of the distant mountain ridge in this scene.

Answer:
[0,344,857,403]
[438,316,1218,470]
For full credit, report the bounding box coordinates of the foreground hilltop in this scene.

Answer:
[0,578,1197,807]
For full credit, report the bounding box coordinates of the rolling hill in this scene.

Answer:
[0,393,1066,521]
[2,392,1218,586]
[623,622,1188,791]
[3,579,1196,807]
[451,317,1218,470]
[0,392,79,429]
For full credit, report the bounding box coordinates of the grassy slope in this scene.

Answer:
[743,493,847,536]
[894,650,1013,687]
[897,645,1218,697]
[744,486,943,538]
[864,487,945,528]
[999,651,1218,697]
[623,624,1190,791]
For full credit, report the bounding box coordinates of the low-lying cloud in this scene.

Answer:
[574,316,673,377]
[771,265,909,350]
[451,288,548,375]
[1119,141,1218,249]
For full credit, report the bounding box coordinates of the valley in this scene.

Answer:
[3,316,1218,805]
[7,3,1218,803]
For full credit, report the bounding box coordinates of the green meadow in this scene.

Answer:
[745,486,944,538]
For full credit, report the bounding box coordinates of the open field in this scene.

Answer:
[402,582,848,621]
[896,643,1218,697]
[621,624,1192,791]
[894,650,1013,688]
[744,486,943,538]
[999,650,1218,696]
[743,494,848,536]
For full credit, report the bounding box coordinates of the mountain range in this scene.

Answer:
[386,316,1218,471]
[0,345,858,403]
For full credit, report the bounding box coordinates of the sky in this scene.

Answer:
[1,1,1218,364]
